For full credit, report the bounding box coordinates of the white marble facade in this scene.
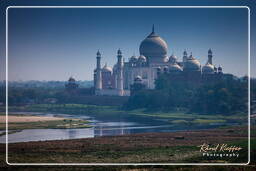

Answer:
[94,26,222,96]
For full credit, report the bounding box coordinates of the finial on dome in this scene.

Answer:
[152,24,155,33]
[208,48,212,54]
[97,50,101,56]
[117,48,122,55]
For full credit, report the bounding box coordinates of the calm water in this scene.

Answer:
[0,112,232,143]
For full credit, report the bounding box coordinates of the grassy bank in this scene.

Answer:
[3,104,247,126]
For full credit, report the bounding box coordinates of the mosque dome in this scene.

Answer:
[138,55,147,63]
[102,63,112,73]
[68,77,76,82]
[139,25,168,63]
[202,63,214,74]
[184,54,201,71]
[169,63,182,72]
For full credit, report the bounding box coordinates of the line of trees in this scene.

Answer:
[0,74,254,115]
[0,87,94,105]
[0,86,127,106]
[124,74,249,114]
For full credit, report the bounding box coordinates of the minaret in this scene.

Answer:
[183,49,188,63]
[116,49,124,94]
[208,48,213,65]
[95,50,102,90]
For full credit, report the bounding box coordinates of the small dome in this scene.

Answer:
[129,55,138,63]
[185,60,201,71]
[184,54,201,71]
[162,66,168,73]
[202,63,214,74]
[163,56,169,63]
[218,65,223,72]
[138,55,147,62]
[169,54,177,63]
[102,63,112,73]
[68,77,76,82]
[169,63,182,72]
[134,75,142,81]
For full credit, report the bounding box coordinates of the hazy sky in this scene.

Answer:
[0,0,255,81]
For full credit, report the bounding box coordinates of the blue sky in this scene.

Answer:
[0,0,255,81]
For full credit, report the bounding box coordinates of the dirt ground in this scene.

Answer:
[0,125,255,170]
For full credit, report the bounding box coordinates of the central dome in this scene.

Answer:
[139,26,168,63]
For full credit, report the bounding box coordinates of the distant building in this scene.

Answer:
[65,77,79,90]
[94,25,223,96]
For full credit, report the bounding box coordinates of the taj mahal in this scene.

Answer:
[93,25,223,96]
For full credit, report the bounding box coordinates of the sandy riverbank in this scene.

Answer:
[0,115,90,130]
[0,115,65,123]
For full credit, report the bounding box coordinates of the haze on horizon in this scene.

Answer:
[1,7,250,81]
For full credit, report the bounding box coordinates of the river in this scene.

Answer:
[0,112,234,143]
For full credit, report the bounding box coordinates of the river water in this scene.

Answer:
[0,112,233,143]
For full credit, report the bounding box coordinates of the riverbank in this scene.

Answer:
[1,125,254,164]
[0,114,91,131]
[2,104,248,126]
[0,115,65,123]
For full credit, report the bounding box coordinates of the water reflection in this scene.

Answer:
[0,124,175,143]
[94,125,131,137]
